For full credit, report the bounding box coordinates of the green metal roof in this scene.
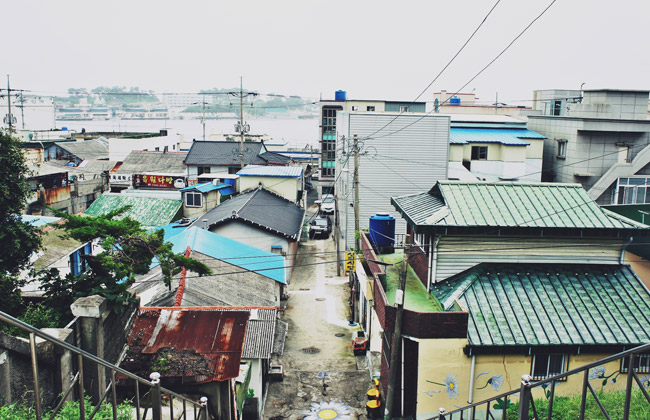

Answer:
[432,263,650,347]
[392,181,647,231]
[85,194,182,228]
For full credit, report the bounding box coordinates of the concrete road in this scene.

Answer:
[262,217,372,420]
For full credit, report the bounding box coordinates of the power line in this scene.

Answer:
[363,0,502,140]
[362,0,559,142]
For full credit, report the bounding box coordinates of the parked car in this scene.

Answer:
[309,215,332,239]
[317,194,335,214]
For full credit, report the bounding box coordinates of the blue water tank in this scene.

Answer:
[335,90,347,101]
[369,213,395,253]
[450,96,461,106]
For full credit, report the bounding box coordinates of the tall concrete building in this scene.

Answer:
[528,89,650,204]
[318,92,426,197]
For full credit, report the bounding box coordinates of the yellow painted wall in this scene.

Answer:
[449,145,464,162]
[625,251,650,291]
[417,339,634,419]
[458,143,529,163]
[525,138,545,159]
[239,176,300,202]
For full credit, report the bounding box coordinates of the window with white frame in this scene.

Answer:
[615,177,650,205]
[351,106,359,111]
[367,106,375,111]
[557,139,567,158]
[399,105,410,112]
[471,146,488,160]
[620,353,650,373]
[185,192,202,207]
[531,354,567,381]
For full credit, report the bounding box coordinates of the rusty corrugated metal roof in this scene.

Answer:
[125,308,249,383]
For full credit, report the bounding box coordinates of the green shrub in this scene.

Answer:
[0,303,61,338]
[0,396,132,420]
[505,388,650,420]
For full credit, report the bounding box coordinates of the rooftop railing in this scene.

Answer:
[429,343,650,420]
[0,310,208,420]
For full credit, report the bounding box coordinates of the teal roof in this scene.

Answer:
[21,215,62,227]
[392,181,647,231]
[85,195,181,228]
[180,182,229,193]
[163,227,285,284]
[432,263,650,347]
[450,128,545,146]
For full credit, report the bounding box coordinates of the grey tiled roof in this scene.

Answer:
[116,151,187,174]
[184,141,290,167]
[184,141,265,166]
[194,187,305,239]
[56,139,109,160]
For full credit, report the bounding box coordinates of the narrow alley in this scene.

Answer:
[262,212,372,420]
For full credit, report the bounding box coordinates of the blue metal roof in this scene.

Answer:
[237,165,303,178]
[21,215,62,227]
[161,227,286,284]
[180,182,229,193]
[449,128,546,146]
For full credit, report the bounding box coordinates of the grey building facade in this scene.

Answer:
[335,112,449,249]
[528,89,650,205]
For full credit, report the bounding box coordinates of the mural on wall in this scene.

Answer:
[425,373,460,399]
[475,371,505,391]
[588,365,621,387]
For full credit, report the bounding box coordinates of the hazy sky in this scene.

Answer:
[6,0,649,105]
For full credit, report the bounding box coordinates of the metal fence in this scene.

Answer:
[0,310,208,420]
[429,343,650,420]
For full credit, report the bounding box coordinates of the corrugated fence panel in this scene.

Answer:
[337,113,450,248]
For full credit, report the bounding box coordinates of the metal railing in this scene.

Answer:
[429,343,650,420]
[0,310,208,420]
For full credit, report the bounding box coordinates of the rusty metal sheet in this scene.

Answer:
[126,308,249,383]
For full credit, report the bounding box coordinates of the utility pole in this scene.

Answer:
[19,91,25,129]
[385,234,411,420]
[240,77,245,168]
[353,134,360,252]
[335,192,341,276]
[231,78,255,168]
[495,91,498,114]
[201,93,206,140]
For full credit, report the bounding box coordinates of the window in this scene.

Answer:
[553,100,562,116]
[185,192,202,207]
[367,106,375,111]
[155,147,160,151]
[471,146,488,160]
[399,105,410,112]
[615,177,650,205]
[531,354,567,381]
[351,106,359,111]
[557,139,567,158]
[198,166,211,175]
[621,353,650,373]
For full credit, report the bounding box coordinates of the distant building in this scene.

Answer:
[158,93,213,109]
[531,88,583,116]
[528,88,650,204]
[183,140,291,177]
[318,92,426,196]
[432,90,533,116]
[447,115,546,182]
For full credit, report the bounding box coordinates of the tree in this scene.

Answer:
[0,132,41,316]
[41,207,211,317]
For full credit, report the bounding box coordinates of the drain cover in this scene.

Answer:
[316,297,326,301]
[302,347,320,354]
[335,333,345,337]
